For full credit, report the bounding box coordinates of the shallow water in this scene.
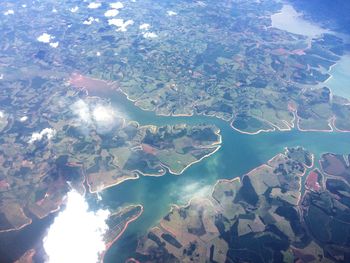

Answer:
[326,54,350,99]
[270,4,350,100]
[271,4,328,37]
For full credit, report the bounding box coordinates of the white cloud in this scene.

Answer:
[4,10,14,16]
[0,74,3,80]
[43,190,109,263]
[71,100,91,124]
[139,23,150,30]
[196,1,207,7]
[108,18,124,27]
[108,18,134,32]
[20,116,28,122]
[49,42,59,48]
[110,2,124,9]
[88,2,101,9]
[37,34,59,48]
[170,181,212,204]
[71,100,123,133]
[0,111,4,118]
[92,105,117,126]
[37,33,53,43]
[167,10,177,16]
[143,32,158,39]
[83,17,99,25]
[29,128,56,144]
[70,6,79,13]
[104,9,119,17]
[83,20,93,25]
[119,20,134,32]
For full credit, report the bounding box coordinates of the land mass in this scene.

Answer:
[0,71,221,233]
[101,204,144,262]
[133,147,350,262]
[2,0,349,136]
[72,0,350,134]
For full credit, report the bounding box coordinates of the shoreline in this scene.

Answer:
[86,141,221,195]
[140,147,313,237]
[0,170,86,233]
[0,212,32,234]
[87,174,140,194]
[86,126,222,194]
[132,148,312,261]
[160,129,222,176]
[161,144,221,176]
[71,73,350,135]
[124,84,350,134]
[100,204,144,263]
[299,152,346,209]
[318,153,350,179]
[9,62,345,241]
[123,145,347,263]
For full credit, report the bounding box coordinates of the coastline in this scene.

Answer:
[86,136,221,194]
[100,204,144,263]
[298,152,347,214]
[318,153,349,179]
[122,81,350,135]
[0,210,32,234]
[163,146,312,223]
[160,129,222,176]
[72,73,350,136]
[131,148,313,262]
[85,123,222,194]
[161,144,221,176]
[0,168,87,234]
[87,174,140,194]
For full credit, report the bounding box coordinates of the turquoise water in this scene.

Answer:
[100,88,350,262]
[326,54,350,99]
[271,4,350,100]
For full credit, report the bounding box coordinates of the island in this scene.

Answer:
[133,148,350,262]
